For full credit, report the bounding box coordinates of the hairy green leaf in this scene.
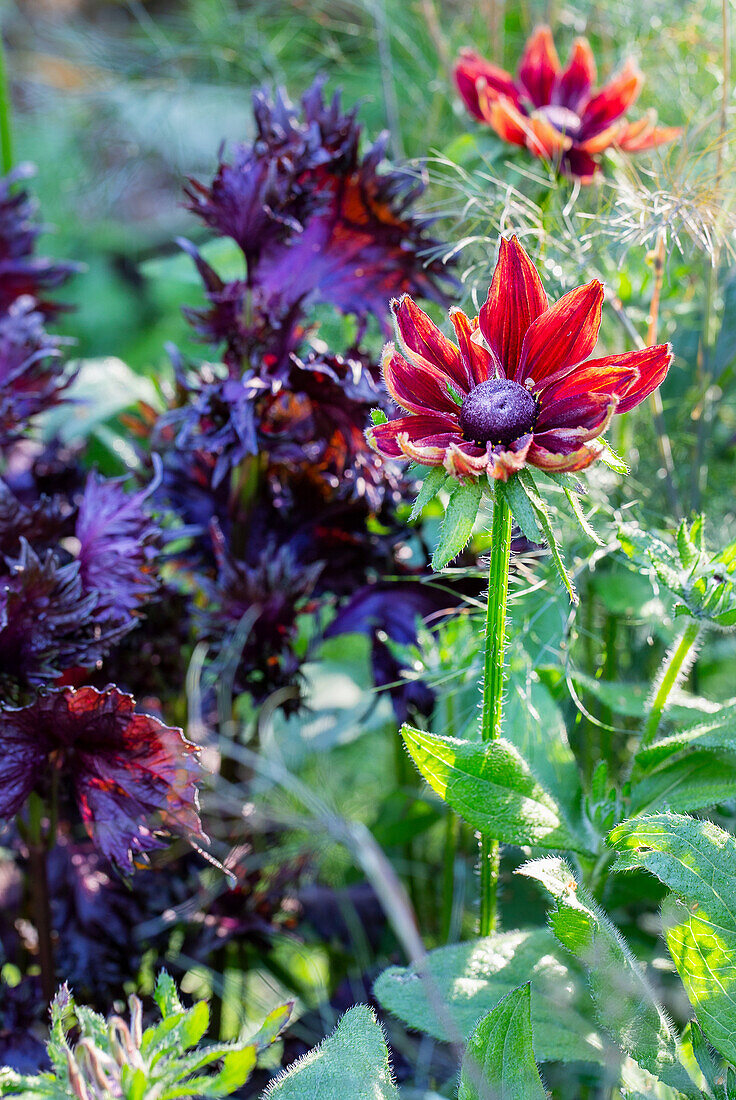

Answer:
[409,465,448,522]
[264,1005,398,1099]
[496,475,543,544]
[609,813,736,1067]
[518,469,577,604]
[518,857,696,1096]
[432,479,483,570]
[373,928,606,1064]
[630,751,736,814]
[458,985,546,1100]
[400,725,591,853]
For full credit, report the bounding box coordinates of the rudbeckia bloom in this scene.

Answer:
[454,26,680,181]
[368,236,672,481]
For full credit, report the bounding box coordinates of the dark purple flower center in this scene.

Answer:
[459,379,537,448]
[538,104,582,137]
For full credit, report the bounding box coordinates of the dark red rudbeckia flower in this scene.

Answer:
[454,26,680,181]
[368,236,672,481]
[0,686,204,871]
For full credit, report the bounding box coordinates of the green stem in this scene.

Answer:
[479,493,512,937]
[640,622,701,750]
[0,29,13,175]
[440,691,459,942]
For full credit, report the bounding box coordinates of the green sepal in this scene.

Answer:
[496,474,543,544]
[370,408,388,426]
[597,439,629,474]
[518,469,578,604]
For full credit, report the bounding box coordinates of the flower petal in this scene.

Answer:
[535,392,618,434]
[580,58,643,136]
[381,343,463,417]
[537,358,639,402]
[443,440,489,480]
[578,121,623,155]
[454,49,520,120]
[518,26,560,108]
[449,308,494,387]
[487,433,533,481]
[617,112,682,152]
[392,296,471,393]
[562,146,599,182]
[528,438,604,472]
[555,38,597,111]
[517,280,604,385]
[479,236,549,379]
[480,92,529,147]
[368,413,461,461]
[526,112,574,157]
[613,344,673,412]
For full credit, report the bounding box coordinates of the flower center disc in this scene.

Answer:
[459,379,537,448]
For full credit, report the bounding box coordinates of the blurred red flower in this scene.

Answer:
[454,26,680,181]
[368,236,672,481]
[0,686,204,871]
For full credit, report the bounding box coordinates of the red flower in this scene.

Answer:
[0,686,205,871]
[368,236,672,481]
[454,26,680,181]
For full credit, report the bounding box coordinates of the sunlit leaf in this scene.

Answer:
[431,479,483,570]
[458,985,546,1100]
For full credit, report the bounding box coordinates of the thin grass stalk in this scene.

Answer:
[692,0,730,509]
[478,493,512,936]
[640,621,702,750]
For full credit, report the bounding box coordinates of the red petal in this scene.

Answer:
[479,236,549,379]
[535,392,617,433]
[443,440,489,480]
[488,433,533,481]
[454,49,520,120]
[528,438,604,472]
[392,296,471,393]
[578,121,622,155]
[563,146,599,181]
[617,115,681,152]
[481,94,529,147]
[555,38,597,111]
[613,344,672,412]
[518,26,560,108]
[516,280,604,385]
[526,112,573,157]
[382,343,464,418]
[580,58,643,136]
[449,308,494,387]
[369,413,461,461]
[538,358,639,402]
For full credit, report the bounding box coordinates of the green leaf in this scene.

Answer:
[370,408,389,426]
[409,466,448,523]
[264,1005,399,1099]
[431,479,483,570]
[518,857,696,1096]
[540,472,603,545]
[248,1002,294,1053]
[609,813,736,1068]
[597,440,629,474]
[153,971,183,1018]
[373,928,606,1064]
[400,725,591,853]
[496,475,543,544]
[518,469,578,604]
[458,985,546,1100]
[630,751,736,814]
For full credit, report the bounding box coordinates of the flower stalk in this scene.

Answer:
[479,490,512,935]
[640,620,702,750]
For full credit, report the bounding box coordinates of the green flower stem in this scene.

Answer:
[479,490,512,936]
[640,621,702,750]
[441,691,460,942]
[27,792,55,1004]
[0,30,13,175]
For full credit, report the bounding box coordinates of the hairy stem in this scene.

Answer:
[27,793,55,1005]
[441,691,460,942]
[640,621,701,750]
[0,27,13,175]
[479,492,512,936]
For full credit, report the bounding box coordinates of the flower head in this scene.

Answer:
[0,686,204,871]
[454,26,680,181]
[368,236,672,481]
[0,165,77,318]
[0,298,76,446]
